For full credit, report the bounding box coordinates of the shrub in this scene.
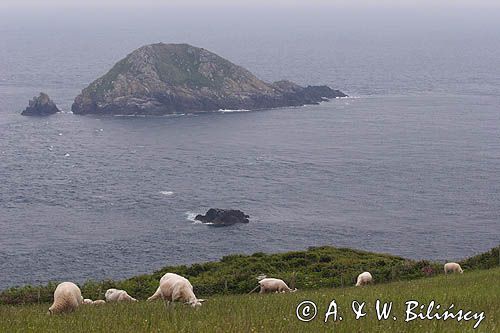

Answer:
[1,246,497,305]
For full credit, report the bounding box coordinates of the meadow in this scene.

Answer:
[2,246,498,305]
[0,267,498,332]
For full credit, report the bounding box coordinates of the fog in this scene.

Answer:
[1,0,500,8]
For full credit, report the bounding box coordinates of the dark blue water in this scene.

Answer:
[0,7,499,289]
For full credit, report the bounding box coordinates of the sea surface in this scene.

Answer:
[0,7,499,289]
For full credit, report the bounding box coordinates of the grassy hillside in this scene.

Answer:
[1,268,498,332]
[1,246,498,305]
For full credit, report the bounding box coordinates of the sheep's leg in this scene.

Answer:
[247,285,260,294]
[148,287,161,301]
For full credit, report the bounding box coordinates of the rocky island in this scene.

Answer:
[21,93,60,116]
[195,208,250,226]
[72,43,346,115]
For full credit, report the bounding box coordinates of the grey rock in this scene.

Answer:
[22,93,60,116]
[195,208,250,226]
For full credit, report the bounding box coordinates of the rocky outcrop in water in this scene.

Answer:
[21,93,60,116]
[195,208,250,226]
[72,43,347,115]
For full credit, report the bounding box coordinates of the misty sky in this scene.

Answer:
[2,0,500,8]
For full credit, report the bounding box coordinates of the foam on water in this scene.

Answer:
[218,109,250,113]
[185,211,218,225]
[185,211,200,223]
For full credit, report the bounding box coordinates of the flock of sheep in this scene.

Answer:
[47,262,464,314]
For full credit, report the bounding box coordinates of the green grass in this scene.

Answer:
[1,268,498,333]
[2,246,498,306]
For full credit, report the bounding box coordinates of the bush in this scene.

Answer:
[1,246,498,305]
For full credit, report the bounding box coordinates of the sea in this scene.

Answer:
[0,6,499,289]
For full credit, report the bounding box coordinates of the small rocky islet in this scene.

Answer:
[195,208,250,226]
[21,92,60,116]
[71,43,347,115]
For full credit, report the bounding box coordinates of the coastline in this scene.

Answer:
[1,245,497,305]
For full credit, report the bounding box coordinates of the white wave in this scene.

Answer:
[185,211,201,223]
[159,191,174,196]
[335,95,361,99]
[185,211,216,225]
[112,113,187,117]
[113,114,148,117]
[218,109,250,113]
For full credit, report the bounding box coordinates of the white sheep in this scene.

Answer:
[105,288,137,302]
[92,300,106,305]
[258,278,297,293]
[48,282,83,314]
[82,298,94,305]
[355,272,373,286]
[444,262,463,274]
[148,273,204,307]
[147,273,180,301]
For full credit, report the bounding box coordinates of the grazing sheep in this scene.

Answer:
[105,288,137,302]
[48,282,83,314]
[83,298,93,305]
[444,262,463,274]
[355,272,373,286]
[147,273,180,301]
[258,278,297,293]
[161,275,205,307]
[92,300,106,305]
[149,273,204,307]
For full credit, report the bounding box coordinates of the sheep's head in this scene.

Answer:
[292,288,298,293]
[187,299,205,307]
[459,268,464,274]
